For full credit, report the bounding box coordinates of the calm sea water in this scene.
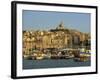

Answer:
[23,59,91,69]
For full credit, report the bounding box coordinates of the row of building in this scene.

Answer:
[23,22,90,55]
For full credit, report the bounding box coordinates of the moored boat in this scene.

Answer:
[74,48,91,62]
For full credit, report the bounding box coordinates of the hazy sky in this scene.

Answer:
[22,10,90,33]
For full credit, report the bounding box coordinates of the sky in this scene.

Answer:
[22,10,91,33]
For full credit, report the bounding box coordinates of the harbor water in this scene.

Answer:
[23,58,91,69]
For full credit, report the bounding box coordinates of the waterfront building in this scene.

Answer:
[23,22,90,55]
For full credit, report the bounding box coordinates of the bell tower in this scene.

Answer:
[56,21,64,30]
